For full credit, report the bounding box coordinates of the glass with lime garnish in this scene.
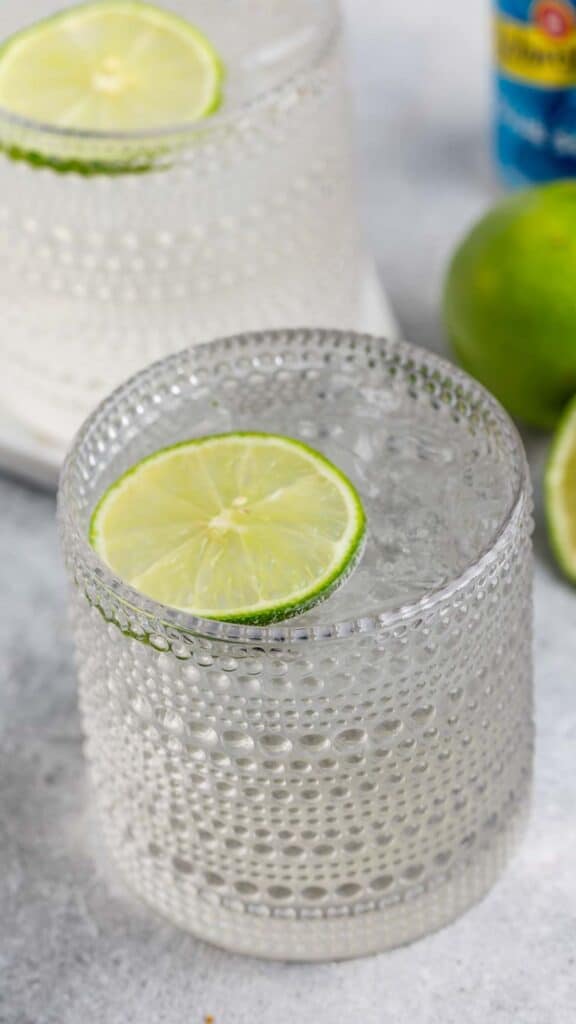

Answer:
[0,0,365,445]
[59,328,534,960]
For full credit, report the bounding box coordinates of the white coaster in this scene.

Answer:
[0,262,398,490]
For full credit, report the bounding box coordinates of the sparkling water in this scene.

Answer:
[0,0,363,444]
[59,329,534,959]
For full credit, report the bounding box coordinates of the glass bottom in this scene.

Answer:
[0,260,392,455]
[98,789,530,961]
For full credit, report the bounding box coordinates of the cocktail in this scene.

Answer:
[59,328,534,960]
[0,0,364,445]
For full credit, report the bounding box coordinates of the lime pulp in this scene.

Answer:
[90,432,367,624]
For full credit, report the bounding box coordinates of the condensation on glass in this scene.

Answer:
[59,329,534,960]
[0,0,363,444]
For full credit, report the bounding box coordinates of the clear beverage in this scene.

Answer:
[0,0,364,444]
[59,329,534,960]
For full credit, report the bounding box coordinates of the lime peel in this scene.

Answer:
[545,395,576,584]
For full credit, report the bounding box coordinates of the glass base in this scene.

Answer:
[102,792,530,961]
[0,261,397,488]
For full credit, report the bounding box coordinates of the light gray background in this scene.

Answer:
[1,1,575,1022]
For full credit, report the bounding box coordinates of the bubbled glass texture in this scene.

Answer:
[0,0,363,445]
[59,329,534,961]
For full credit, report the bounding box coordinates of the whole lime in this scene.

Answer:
[443,181,576,429]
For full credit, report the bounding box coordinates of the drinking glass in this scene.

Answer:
[0,0,364,445]
[59,328,534,960]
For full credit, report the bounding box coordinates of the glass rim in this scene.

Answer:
[58,329,531,645]
[0,0,340,145]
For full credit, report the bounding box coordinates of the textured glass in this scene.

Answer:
[0,0,364,444]
[59,329,534,961]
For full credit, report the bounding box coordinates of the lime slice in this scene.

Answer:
[90,433,366,624]
[545,395,576,583]
[0,1,222,145]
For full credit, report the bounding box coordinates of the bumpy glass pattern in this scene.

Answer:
[59,329,534,960]
[0,1,363,444]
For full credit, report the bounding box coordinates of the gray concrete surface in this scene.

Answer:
[1,1,575,1021]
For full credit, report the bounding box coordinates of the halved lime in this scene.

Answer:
[545,395,576,584]
[90,433,366,624]
[0,1,223,135]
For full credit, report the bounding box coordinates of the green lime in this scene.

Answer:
[0,1,223,137]
[90,433,366,624]
[545,394,576,583]
[443,182,576,430]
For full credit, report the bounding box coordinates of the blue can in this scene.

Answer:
[495,0,576,185]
